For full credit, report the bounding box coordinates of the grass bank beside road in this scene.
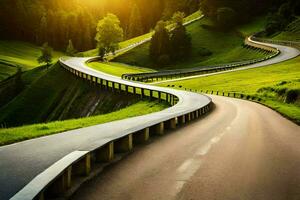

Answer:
[0,101,168,146]
[88,62,155,77]
[157,57,300,124]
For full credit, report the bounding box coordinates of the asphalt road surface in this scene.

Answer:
[72,95,300,200]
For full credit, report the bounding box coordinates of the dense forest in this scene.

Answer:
[0,0,298,52]
[200,0,300,29]
[0,0,200,51]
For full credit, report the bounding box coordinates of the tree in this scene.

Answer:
[170,12,191,60]
[38,42,53,68]
[66,40,77,56]
[128,3,143,38]
[149,21,170,64]
[172,11,185,25]
[95,13,124,60]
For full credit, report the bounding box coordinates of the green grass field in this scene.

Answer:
[114,17,270,70]
[88,62,155,77]
[0,40,63,70]
[0,101,167,146]
[157,56,300,124]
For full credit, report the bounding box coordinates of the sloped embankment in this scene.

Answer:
[0,63,140,128]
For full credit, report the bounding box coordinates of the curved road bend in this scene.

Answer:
[153,38,300,84]
[0,54,211,199]
[72,95,300,200]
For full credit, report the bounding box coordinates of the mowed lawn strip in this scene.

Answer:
[0,101,168,146]
[88,62,155,77]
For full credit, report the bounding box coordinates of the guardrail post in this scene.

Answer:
[100,79,103,88]
[115,134,133,153]
[133,128,150,144]
[118,83,121,92]
[112,82,115,91]
[133,87,136,95]
[158,91,161,102]
[166,118,176,129]
[48,166,72,197]
[96,142,114,162]
[178,115,186,124]
[186,113,191,122]
[152,122,164,135]
[150,90,153,100]
[73,153,91,176]
[141,88,145,99]
[195,110,199,118]
[191,112,195,120]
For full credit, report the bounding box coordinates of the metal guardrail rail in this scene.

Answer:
[10,53,212,200]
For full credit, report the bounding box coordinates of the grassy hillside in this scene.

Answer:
[0,63,18,81]
[273,17,300,41]
[0,40,63,70]
[0,63,152,127]
[157,56,300,124]
[0,101,167,146]
[114,17,269,70]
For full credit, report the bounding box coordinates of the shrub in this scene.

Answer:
[198,47,213,57]
[157,55,170,66]
[276,88,287,96]
[285,89,299,104]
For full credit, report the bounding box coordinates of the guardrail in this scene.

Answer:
[11,54,212,200]
[121,36,280,83]
[251,37,300,49]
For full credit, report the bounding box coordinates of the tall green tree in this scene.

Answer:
[128,3,143,38]
[38,42,53,68]
[170,12,191,60]
[149,21,170,64]
[95,13,124,60]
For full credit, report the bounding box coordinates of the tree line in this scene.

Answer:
[0,0,199,52]
[199,0,300,30]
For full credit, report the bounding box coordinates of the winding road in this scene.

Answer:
[0,33,299,200]
[72,95,300,200]
[69,39,300,199]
